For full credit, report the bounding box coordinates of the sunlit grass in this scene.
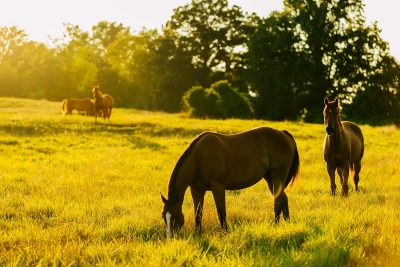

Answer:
[0,97,399,266]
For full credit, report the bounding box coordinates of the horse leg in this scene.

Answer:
[190,186,206,234]
[265,176,288,222]
[108,107,112,121]
[94,108,98,123]
[337,168,344,186]
[265,176,278,222]
[354,161,361,191]
[274,191,290,223]
[103,108,107,121]
[270,173,288,223]
[340,163,350,196]
[327,163,337,196]
[265,176,273,193]
[210,181,227,231]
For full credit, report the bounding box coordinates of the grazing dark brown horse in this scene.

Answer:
[323,97,364,196]
[92,86,114,123]
[62,98,95,116]
[160,127,300,237]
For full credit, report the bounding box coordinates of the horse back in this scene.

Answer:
[342,121,364,162]
[191,127,296,189]
[103,94,114,107]
[72,98,93,107]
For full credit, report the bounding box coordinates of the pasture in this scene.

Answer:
[0,97,399,266]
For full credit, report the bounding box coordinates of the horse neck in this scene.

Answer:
[330,118,345,145]
[167,164,191,207]
[94,93,102,100]
[167,133,205,207]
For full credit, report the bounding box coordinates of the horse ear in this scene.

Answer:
[324,97,329,105]
[160,193,167,204]
[334,98,339,106]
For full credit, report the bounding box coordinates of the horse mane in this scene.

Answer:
[168,131,211,204]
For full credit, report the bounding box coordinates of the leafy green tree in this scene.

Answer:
[149,29,198,112]
[344,54,400,123]
[105,29,172,109]
[0,26,27,97]
[0,26,64,100]
[0,26,27,62]
[88,22,193,110]
[286,0,386,121]
[165,0,256,87]
[90,22,134,106]
[248,0,397,121]
[58,22,138,107]
[56,24,99,99]
[248,11,300,120]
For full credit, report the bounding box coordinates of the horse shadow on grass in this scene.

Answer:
[0,121,206,140]
[0,121,160,136]
[125,135,165,151]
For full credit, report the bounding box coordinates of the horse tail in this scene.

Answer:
[348,163,355,177]
[282,130,300,188]
[61,99,68,115]
[108,95,114,118]
[108,96,114,118]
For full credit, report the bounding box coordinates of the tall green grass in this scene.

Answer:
[0,97,399,266]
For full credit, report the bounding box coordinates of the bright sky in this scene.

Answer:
[1,0,399,60]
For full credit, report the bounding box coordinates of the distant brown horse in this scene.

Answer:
[92,86,114,122]
[62,98,95,116]
[161,127,300,237]
[323,97,364,196]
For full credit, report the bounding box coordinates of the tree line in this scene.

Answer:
[0,0,399,123]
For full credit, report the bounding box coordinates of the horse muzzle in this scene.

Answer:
[326,126,334,136]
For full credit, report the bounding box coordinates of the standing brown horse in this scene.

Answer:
[92,86,114,122]
[160,127,300,237]
[323,97,364,196]
[61,98,95,116]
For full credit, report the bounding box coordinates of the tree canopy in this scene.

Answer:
[0,0,398,123]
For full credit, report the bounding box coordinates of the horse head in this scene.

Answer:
[323,97,340,136]
[160,193,184,238]
[92,86,101,97]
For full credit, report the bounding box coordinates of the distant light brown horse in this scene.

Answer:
[62,98,95,116]
[92,86,114,122]
[160,127,300,237]
[323,97,364,196]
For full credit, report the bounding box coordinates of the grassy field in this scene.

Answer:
[0,97,399,266]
